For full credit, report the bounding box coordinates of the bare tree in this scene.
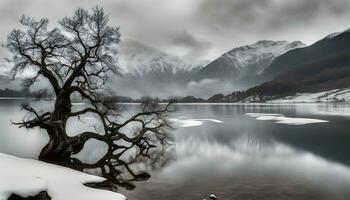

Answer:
[4,6,174,175]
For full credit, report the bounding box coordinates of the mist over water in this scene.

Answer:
[1,101,350,199]
[110,77,245,99]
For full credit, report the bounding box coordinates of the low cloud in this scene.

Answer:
[186,79,241,98]
[111,77,245,99]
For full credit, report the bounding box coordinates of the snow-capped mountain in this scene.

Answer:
[207,28,350,102]
[111,40,210,98]
[112,39,307,98]
[118,40,207,77]
[323,28,350,40]
[199,40,305,80]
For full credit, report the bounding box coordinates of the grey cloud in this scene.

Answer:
[263,0,350,30]
[1,0,350,98]
[1,0,350,62]
[196,0,350,32]
[196,0,271,32]
[171,31,211,58]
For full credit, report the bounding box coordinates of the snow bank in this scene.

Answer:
[246,113,328,125]
[0,153,125,200]
[170,118,223,128]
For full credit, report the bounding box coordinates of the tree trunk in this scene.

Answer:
[39,94,74,160]
[39,126,73,160]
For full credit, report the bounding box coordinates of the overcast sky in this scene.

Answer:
[0,0,350,61]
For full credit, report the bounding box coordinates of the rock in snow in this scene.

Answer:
[0,153,125,200]
[209,194,217,199]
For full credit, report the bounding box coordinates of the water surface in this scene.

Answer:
[1,101,350,200]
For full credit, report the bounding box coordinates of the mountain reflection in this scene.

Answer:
[124,132,350,200]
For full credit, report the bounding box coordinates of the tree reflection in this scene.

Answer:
[43,125,175,191]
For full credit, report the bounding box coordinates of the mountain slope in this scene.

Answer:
[199,40,305,80]
[261,29,350,80]
[207,28,350,102]
[268,88,350,103]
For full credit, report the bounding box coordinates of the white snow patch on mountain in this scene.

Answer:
[268,88,350,103]
[324,28,350,40]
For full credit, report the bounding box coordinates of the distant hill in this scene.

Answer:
[0,88,24,97]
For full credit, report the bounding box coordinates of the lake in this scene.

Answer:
[1,100,350,200]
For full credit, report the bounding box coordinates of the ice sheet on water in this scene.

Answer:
[246,113,328,125]
[170,118,224,128]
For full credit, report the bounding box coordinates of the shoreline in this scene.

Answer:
[1,97,350,105]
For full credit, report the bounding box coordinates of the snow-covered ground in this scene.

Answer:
[268,88,350,103]
[0,153,125,200]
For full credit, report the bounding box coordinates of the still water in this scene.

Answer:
[1,100,350,200]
